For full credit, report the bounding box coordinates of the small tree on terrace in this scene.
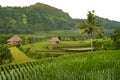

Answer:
[0,45,13,65]
[111,28,120,49]
[78,10,104,51]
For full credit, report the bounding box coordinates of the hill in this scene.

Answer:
[96,16,120,35]
[0,3,73,34]
[0,2,120,34]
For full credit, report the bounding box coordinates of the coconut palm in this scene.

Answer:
[79,10,104,51]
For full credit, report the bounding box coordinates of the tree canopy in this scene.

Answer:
[78,10,104,51]
[79,10,104,37]
[111,28,120,48]
[0,45,13,65]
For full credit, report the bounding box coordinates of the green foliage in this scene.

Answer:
[0,3,73,34]
[0,45,13,65]
[78,10,104,51]
[111,28,120,49]
[79,10,104,37]
[93,39,114,50]
[0,34,13,44]
[0,50,120,79]
[0,3,119,35]
[76,16,120,37]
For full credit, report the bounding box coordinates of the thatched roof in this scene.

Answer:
[50,37,60,42]
[8,35,21,42]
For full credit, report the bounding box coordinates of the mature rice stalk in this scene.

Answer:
[34,65,42,80]
[107,69,112,80]
[16,68,23,80]
[20,67,27,80]
[33,66,41,80]
[112,64,120,80]
[37,64,47,80]
[1,71,6,80]
[9,69,15,80]
[29,65,36,79]
[0,74,1,80]
[13,69,20,80]
[25,66,33,80]
[3,67,11,80]
[23,66,32,80]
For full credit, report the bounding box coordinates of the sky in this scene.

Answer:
[0,0,120,21]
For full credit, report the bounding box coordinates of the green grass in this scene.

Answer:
[19,39,112,59]
[20,40,109,59]
[20,39,107,51]
[20,40,91,52]
[21,41,50,51]
[0,50,120,80]
[19,41,91,59]
[9,47,33,64]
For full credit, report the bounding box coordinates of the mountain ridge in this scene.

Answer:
[0,2,120,34]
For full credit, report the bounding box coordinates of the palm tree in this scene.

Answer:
[79,10,104,51]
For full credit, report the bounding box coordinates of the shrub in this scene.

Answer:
[0,45,13,65]
[111,28,120,49]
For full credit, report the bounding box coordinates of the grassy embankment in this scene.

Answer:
[9,47,33,64]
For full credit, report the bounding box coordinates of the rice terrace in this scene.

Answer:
[0,2,120,80]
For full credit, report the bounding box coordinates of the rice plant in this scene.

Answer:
[0,50,120,80]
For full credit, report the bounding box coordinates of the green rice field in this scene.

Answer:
[0,50,120,80]
[9,47,33,63]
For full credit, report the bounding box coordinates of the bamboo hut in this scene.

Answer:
[7,35,21,45]
[50,37,60,44]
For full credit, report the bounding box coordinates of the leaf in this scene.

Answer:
[80,29,87,35]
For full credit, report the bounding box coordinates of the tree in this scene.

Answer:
[78,10,104,51]
[22,14,27,25]
[0,34,13,44]
[0,45,13,65]
[111,28,120,49]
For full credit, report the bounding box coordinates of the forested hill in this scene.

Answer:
[75,16,120,35]
[95,16,120,35]
[0,3,120,34]
[0,3,73,34]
